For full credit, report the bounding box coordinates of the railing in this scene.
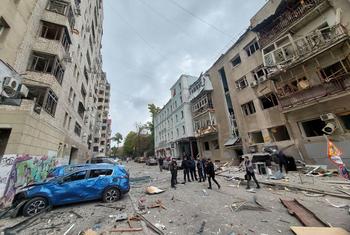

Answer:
[264,24,348,69]
[195,125,217,137]
[259,0,326,47]
[193,104,214,117]
[277,74,350,110]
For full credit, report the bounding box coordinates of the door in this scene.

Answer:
[82,169,113,199]
[52,170,88,205]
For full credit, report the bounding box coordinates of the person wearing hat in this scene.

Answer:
[244,155,260,189]
[169,158,178,188]
[206,158,220,189]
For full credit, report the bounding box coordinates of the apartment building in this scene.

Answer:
[189,74,220,160]
[0,0,107,164]
[93,74,111,157]
[251,0,350,165]
[154,75,198,159]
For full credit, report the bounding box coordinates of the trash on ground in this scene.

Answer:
[109,212,128,222]
[146,186,165,194]
[155,223,166,230]
[202,189,209,196]
[290,226,350,235]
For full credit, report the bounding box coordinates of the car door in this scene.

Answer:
[52,170,88,205]
[83,169,113,199]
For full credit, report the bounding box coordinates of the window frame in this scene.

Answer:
[231,54,241,67]
[241,101,256,116]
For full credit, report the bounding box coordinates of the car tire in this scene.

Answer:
[22,197,49,217]
[103,187,121,203]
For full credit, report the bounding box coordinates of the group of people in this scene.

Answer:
[159,156,221,190]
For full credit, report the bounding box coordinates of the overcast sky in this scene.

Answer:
[101,0,266,144]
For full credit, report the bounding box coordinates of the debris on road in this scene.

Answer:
[135,213,164,235]
[63,224,75,235]
[154,223,166,230]
[146,186,165,194]
[109,212,128,222]
[147,199,167,210]
[95,204,126,211]
[290,226,350,235]
[202,189,209,196]
[110,227,143,232]
[197,221,206,234]
[280,198,328,227]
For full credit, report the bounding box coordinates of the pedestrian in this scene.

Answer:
[206,158,220,189]
[181,155,191,183]
[197,158,204,182]
[158,157,164,172]
[201,158,207,182]
[244,156,260,189]
[169,158,178,189]
[189,157,197,181]
[277,150,288,174]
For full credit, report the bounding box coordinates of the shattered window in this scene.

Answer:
[260,93,278,109]
[64,171,87,182]
[301,119,326,137]
[88,169,113,178]
[47,0,69,15]
[340,114,350,130]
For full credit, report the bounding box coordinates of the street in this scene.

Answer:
[2,161,349,234]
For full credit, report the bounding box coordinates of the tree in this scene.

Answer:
[147,104,160,155]
[112,132,123,148]
[123,131,137,157]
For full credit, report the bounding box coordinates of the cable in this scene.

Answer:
[167,0,232,38]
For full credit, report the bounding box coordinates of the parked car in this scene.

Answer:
[13,164,130,217]
[86,157,118,164]
[135,156,145,163]
[162,157,182,170]
[145,157,157,166]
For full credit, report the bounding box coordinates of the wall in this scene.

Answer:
[0,153,62,208]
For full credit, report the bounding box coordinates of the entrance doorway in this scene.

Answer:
[69,146,78,164]
[0,128,11,156]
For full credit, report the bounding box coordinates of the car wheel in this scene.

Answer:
[23,197,49,217]
[103,187,121,203]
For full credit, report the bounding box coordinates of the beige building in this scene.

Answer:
[0,0,108,164]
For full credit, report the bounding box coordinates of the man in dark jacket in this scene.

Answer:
[277,150,288,174]
[201,158,207,182]
[206,158,220,189]
[158,157,164,172]
[244,156,260,189]
[169,158,177,188]
[189,157,197,181]
[181,156,191,183]
[197,159,204,182]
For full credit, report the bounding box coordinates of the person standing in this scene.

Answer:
[197,158,204,182]
[158,157,164,172]
[206,158,220,189]
[201,158,207,182]
[244,156,260,189]
[277,150,288,174]
[169,158,178,188]
[181,156,191,183]
[189,157,197,181]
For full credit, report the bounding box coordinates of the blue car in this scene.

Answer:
[13,164,130,216]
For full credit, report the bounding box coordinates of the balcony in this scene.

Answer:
[192,103,214,118]
[277,74,350,111]
[32,37,67,61]
[263,24,349,76]
[195,125,217,138]
[256,0,328,48]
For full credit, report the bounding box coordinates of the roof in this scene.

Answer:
[60,163,116,171]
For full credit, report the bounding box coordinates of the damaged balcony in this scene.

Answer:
[263,24,349,76]
[255,0,329,48]
[275,58,350,111]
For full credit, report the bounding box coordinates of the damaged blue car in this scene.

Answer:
[13,164,130,216]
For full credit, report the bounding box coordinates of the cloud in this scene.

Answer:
[102,0,266,142]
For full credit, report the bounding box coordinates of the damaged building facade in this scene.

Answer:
[0,0,109,164]
[154,75,198,159]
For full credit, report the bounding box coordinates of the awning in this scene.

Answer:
[224,137,239,147]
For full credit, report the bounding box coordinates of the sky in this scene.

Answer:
[101,0,266,144]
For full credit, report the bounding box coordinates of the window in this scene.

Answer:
[320,59,350,81]
[176,128,179,137]
[86,51,91,68]
[44,90,58,116]
[63,112,68,127]
[47,0,69,15]
[260,93,278,109]
[175,114,178,122]
[88,169,113,178]
[93,146,99,152]
[74,122,82,136]
[78,102,85,119]
[181,111,184,119]
[253,67,268,82]
[72,93,76,106]
[231,55,241,67]
[212,140,219,149]
[235,76,248,90]
[269,126,290,142]
[219,67,229,92]
[182,126,186,135]
[68,87,73,102]
[81,85,87,100]
[245,39,260,57]
[68,117,72,130]
[204,142,210,151]
[64,171,86,182]
[28,52,65,84]
[241,101,256,116]
[340,114,350,130]
[249,131,264,144]
[301,119,326,137]
[0,17,10,37]
[84,66,89,83]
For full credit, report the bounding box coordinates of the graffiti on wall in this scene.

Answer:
[0,154,59,208]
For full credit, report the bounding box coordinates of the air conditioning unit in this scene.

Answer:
[320,113,336,121]
[258,76,267,83]
[3,76,20,97]
[19,84,29,97]
[250,81,258,88]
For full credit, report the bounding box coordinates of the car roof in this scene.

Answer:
[59,163,116,171]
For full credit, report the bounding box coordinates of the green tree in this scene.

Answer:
[147,104,160,154]
[112,132,123,148]
[123,131,137,158]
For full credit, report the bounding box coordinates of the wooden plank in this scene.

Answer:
[291,226,350,235]
[110,227,143,232]
[280,199,328,227]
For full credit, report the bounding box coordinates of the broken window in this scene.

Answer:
[204,142,210,151]
[78,102,85,119]
[0,17,10,37]
[81,85,86,100]
[84,66,89,83]
[47,0,69,15]
[40,21,62,40]
[245,39,260,57]
[253,66,269,82]
[212,139,219,149]
[28,52,65,84]
[320,59,350,82]
[249,131,264,144]
[260,93,278,109]
[88,169,112,178]
[64,170,86,182]
[231,54,241,67]
[74,122,82,136]
[276,77,310,97]
[340,114,350,130]
[44,90,58,116]
[268,125,290,142]
[93,146,99,152]
[235,76,248,90]
[301,119,326,137]
[241,101,256,116]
